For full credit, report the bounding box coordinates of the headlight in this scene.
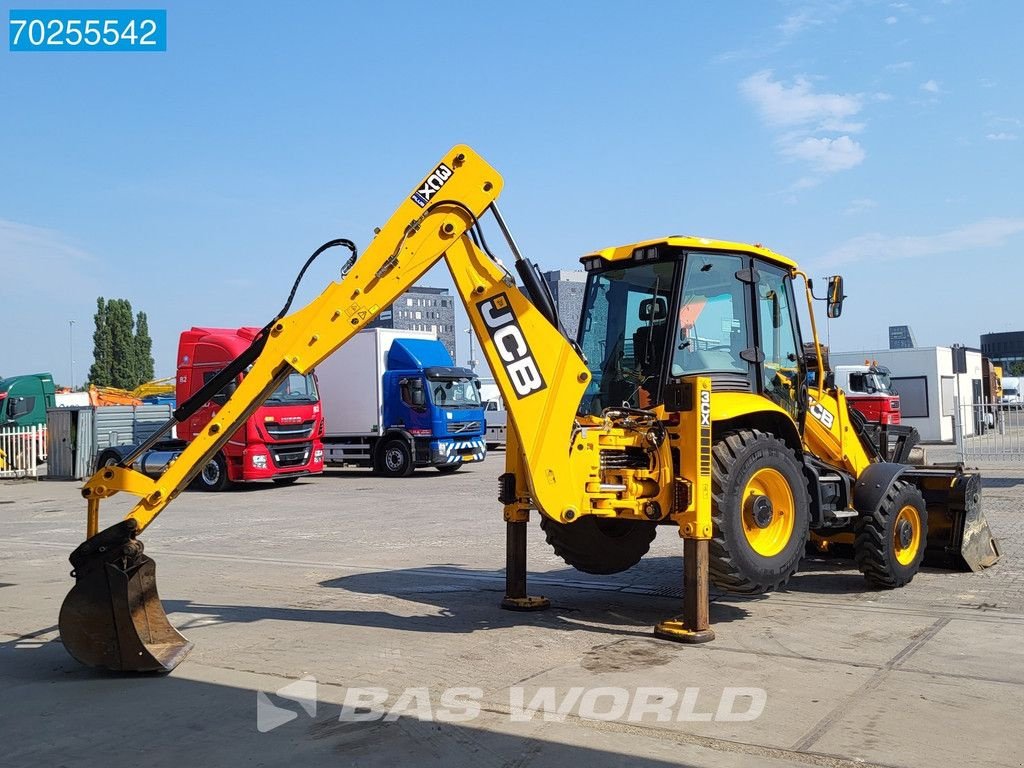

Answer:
[252,454,268,469]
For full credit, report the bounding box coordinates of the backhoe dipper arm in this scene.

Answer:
[80,145,591,539]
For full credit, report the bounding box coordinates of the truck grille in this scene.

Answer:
[270,442,312,468]
[265,420,315,439]
[450,421,480,434]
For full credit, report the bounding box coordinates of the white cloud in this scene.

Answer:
[783,136,866,172]
[886,61,913,71]
[824,217,1024,266]
[885,15,898,24]
[921,79,941,93]
[740,71,868,182]
[844,198,878,215]
[741,71,864,131]
[777,10,824,38]
[986,132,1018,141]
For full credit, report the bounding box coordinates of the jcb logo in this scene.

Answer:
[808,398,835,429]
[478,293,547,398]
[410,163,454,207]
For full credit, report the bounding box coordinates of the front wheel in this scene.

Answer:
[196,452,231,492]
[272,476,299,486]
[376,438,414,477]
[709,429,810,593]
[541,516,657,575]
[436,462,462,474]
[854,480,927,588]
[95,448,123,472]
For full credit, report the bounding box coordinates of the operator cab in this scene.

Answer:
[576,239,806,419]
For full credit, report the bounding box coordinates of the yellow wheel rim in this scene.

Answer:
[893,504,922,566]
[741,468,796,558]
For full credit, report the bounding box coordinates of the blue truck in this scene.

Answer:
[317,328,486,476]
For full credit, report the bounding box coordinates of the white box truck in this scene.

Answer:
[316,328,487,476]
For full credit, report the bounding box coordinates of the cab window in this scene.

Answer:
[756,264,801,416]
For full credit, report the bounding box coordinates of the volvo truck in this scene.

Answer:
[317,328,486,475]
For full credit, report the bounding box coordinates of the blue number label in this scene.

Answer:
[9,9,167,52]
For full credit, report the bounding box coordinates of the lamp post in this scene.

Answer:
[466,328,477,371]
[69,320,75,390]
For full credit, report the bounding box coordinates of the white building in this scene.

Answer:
[830,346,983,442]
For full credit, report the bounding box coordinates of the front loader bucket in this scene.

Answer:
[59,522,192,673]
[904,468,1002,572]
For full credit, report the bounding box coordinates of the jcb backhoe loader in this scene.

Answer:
[58,146,1000,673]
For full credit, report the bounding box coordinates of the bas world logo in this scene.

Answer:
[256,676,318,732]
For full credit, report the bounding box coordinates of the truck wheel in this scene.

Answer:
[95,449,122,471]
[196,453,231,492]
[541,516,657,575]
[377,438,414,477]
[436,462,462,474]
[854,480,927,588]
[272,477,299,486]
[709,429,809,594]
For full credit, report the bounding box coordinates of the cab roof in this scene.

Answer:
[581,235,798,270]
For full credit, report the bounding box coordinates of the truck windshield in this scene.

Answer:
[428,378,481,407]
[265,373,319,405]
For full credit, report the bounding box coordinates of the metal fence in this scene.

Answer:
[0,425,47,479]
[955,399,1024,463]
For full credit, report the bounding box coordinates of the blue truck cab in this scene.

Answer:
[382,339,486,472]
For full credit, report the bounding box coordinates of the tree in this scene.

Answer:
[134,311,155,383]
[87,297,113,387]
[108,299,138,389]
[1007,361,1024,377]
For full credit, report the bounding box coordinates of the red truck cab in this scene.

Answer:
[834,363,901,426]
[178,327,324,489]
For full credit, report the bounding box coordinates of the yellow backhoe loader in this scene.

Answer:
[58,146,1000,673]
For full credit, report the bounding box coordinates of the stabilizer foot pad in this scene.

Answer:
[653,619,715,644]
[501,595,550,612]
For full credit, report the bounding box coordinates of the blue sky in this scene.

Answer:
[2,0,1021,385]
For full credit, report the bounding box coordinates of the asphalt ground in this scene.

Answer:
[1,453,1022,768]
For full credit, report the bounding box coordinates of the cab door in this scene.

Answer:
[754,263,803,419]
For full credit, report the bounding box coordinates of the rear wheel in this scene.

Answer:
[436,462,462,474]
[541,516,657,575]
[95,449,123,472]
[854,480,927,588]
[376,438,414,477]
[709,429,809,593]
[196,452,231,492]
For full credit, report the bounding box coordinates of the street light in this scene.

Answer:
[69,320,75,390]
[466,328,477,371]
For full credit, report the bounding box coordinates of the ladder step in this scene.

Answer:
[828,509,858,519]
[818,474,843,482]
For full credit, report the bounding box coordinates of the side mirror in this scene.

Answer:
[827,275,845,319]
[410,380,426,409]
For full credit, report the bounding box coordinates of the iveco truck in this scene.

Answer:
[95,327,324,490]
[317,328,486,476]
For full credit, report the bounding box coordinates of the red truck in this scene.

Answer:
[833,363,901,426]
[96,327,324,490]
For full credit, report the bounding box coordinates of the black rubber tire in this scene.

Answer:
[541,516,657,575]
[272,476,299,486]
[435,462,462,474]
[854,480,927,588]
[376,438,414,477]
[709,429,810,593]
[196,452,231,492]
[95,448,123,472]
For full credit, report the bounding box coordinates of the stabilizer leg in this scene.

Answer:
[500,517,549,611]
[654,538,715,643]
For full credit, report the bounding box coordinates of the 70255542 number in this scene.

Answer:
[9,10,166,52]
